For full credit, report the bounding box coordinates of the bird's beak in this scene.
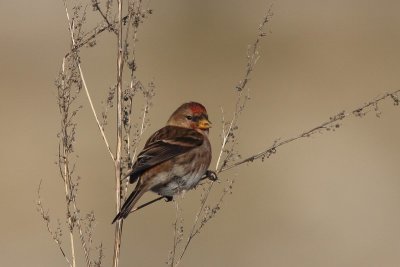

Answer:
[198,118,211,130]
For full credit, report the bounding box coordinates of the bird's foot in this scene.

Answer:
[205,170,218,181]
[164,196,173,202]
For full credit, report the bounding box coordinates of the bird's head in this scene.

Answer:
[167,102,211,133]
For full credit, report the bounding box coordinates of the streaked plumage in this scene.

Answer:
[112,102,212,223]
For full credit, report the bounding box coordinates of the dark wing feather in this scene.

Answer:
[127,126,204,183]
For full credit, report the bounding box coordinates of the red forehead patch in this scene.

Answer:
[188,102,207,114]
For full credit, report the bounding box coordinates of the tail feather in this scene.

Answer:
[112,186,146,224]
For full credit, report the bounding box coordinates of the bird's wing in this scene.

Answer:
[127,125,204,183]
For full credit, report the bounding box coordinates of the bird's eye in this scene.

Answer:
[186,115,193,120]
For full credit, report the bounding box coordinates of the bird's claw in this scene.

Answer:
[205,170,218,181]
[164,196,173,202]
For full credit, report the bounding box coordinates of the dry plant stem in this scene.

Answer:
[64,15,129,58]
[62,53,92,267]
[113,1,124,267]
[62,5,104,266]
[64,130,76,267]
[78,63,115,161]
[131,103,148,164]
[192,5,273,211]
[122,0,145,200]
[196,178,235,235]
[63,1,115,162]
[71,200,92,267]
[174,183,214,266]
[121,5,134,168]
[37,181,73,267]
[126,0,150,167]
[174,106,235,264]
[92,1,114,29]
[214,105,237,170]
[174,10,273,265]
[61,57,77,267]
[170,201,180,267]
[174,111,237,264]
[221,89,400,173]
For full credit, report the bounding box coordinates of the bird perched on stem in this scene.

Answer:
[112,102,216,223]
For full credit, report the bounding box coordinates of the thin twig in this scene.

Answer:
[221,89,400,173]
[175,183,214,266]
[62,5,109,266]
[112,1,125,266]
[170,200,183,267]
[64,1,115,162]
[79,64,115,161]
[71,200,92,267]
[37,181,73,267]
[215,105,237,170]
[92,0,115,30]
[131,99,149,164]
[64,14,130,58]
[175,8,274,265]
[61,49,77,267]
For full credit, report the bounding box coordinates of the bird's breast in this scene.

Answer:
[151,138,211,196]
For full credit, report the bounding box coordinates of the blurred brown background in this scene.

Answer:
[1,0,400,266]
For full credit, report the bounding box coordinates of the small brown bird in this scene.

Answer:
[112,102,216,223]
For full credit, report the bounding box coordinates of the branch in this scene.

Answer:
[63,0,115,162]
[174,7,274,265]
[112,0,125,266]
[168,200,184,267]
[60,47,77,267]
[91,0,115,31]
[64,14,128,58]
[61,4,102,267]
[36,181,73,267]
[221,89,400,173]
[174,183,214,266]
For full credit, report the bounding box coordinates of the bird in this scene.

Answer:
[112,102,217,223]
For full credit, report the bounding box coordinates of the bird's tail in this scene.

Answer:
[112,186,146,224]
